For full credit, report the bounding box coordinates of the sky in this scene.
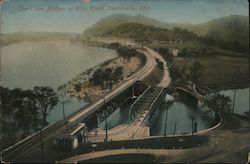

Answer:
[0,0,248,33]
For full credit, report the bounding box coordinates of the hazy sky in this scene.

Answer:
[0,0,248,33]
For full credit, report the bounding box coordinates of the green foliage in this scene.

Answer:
[0,86,43,134]
[117,46,137,59]
[74,83,82,93]
[155,47,173,62]
[90,66,124,90]
[33,86,59,126]
[109,23,200,43]
[173,56,249,90]
[108,42,122,49]
[209,94,232,115]
[84,14,249,55]
[189,61,202,84]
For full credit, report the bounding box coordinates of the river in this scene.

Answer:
[0,40,117,123]
[98,88,249,135]
[98,99,216,135]
[220,88,249,116]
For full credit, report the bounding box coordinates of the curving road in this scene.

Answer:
[144,47,171,88]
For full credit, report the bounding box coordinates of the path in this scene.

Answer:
[144,47,171,88]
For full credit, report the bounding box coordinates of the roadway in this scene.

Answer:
[144,47,171,88]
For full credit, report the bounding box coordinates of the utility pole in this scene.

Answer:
[62,101,65,119]
[164,105,169,136]
[35,128,44,163]
[103,97,108,142]
[105,110,108,142]
[191,116,194,136]
[0,135,3,163]
[232,89,237,113]
[40,129,44,163]
[173,122,177,136]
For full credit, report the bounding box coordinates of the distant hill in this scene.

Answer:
[105,23,199,43]
[83,14,249,54]
[83,14,180,37]
[187,15,249,46]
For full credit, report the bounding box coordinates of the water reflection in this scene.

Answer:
[1,40,117,123]
[98,99,215,134]
[220,88,249,116]
[150,100,215,136]
[98,103,130,130]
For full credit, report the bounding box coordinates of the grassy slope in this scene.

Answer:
[174,56,249,90]
[143,66,164,86]
[189,15,249,45]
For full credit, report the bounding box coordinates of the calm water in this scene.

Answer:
[220,88,249,116]
[150,100,215,136]
[98,99,215,134]
[1,40,117,123]
[99,88,249,134]
[98,103,130,130]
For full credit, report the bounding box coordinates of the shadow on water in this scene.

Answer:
[150,95,215,136]
[98,100,133,130]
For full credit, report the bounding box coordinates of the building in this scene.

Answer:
[170,47,179,56]
[53,123,88,150]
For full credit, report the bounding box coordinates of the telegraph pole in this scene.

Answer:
[62,101,65,119]
[103,97,108,142]
[0,135,3,163]
[105,110,108,142]
[173,122,177,136]
[232,89,237,113]
[40,129,44,163]
[35,128,44,163]
[164,105,169,136]
[191,117,194,136]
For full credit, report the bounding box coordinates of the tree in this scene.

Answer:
[0,87,12,122]
[33,86,59,126]
[103,68,113,89]
[112,66,123,82]
[74,82,82,95]
[91,68,104,86]
[209,94,231,115]
[190,61,202,84]
[14,90,40,133]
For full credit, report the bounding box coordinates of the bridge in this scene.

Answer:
[1,46,168,162]
[175,81,220,109]
[87,86,166,142]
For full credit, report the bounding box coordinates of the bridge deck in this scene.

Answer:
[87,87,166,142]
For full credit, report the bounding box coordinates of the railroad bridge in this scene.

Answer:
[82,81,149,130]
[175,82,220,109]
[86,85,167,142]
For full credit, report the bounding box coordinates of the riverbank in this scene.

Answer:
[69,56,142,102]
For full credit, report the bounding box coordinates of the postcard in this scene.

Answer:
[0,0,249,163]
